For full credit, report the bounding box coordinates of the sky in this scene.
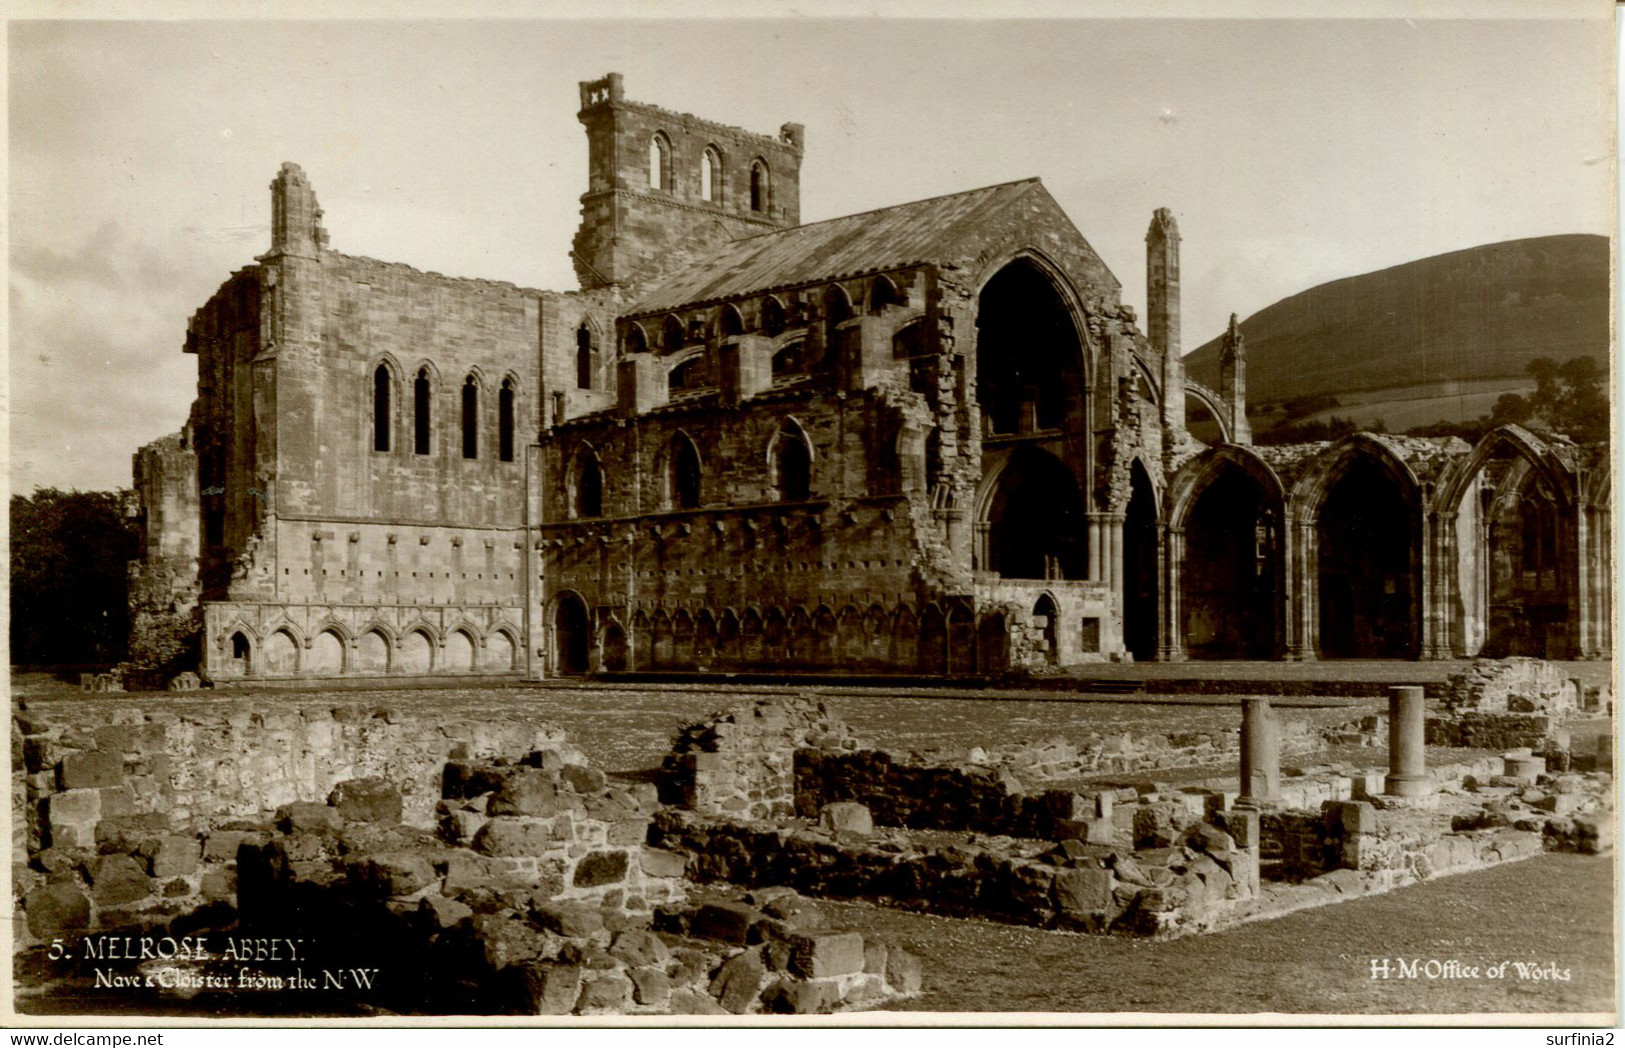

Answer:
[7,6,1615,494]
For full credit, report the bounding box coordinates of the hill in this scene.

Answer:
[1184,234,1610,432]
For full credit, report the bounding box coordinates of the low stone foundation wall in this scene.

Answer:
[959,718,1333,781]
[648,808,1260,938]
[1446,658,1582,714]
[1424,712,1569,756]
[658,696,862,819]
[13,702,565,860]
[794,748,1117,842]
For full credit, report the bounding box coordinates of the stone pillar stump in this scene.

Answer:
[1385,685,1432,797]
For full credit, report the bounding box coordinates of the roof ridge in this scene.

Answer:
[728,176,1043,246]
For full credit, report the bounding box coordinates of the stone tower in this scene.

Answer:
[1219,312,1251,444]
[571,73,805,292]
[1147,208,1186,449]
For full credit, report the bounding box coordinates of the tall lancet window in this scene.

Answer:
[372,364,391,451]
[413,368,432,455]
[462,375,479,459]
[499,378,516,463]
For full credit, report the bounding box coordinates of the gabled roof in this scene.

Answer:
[629,178,1109,316]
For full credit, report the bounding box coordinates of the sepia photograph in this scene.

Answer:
[6,0,1618,1028]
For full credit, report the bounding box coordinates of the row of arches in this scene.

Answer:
[968,427,1603,662]
[372,361,518,463]
[1157,428,1603,661]
[622,274,909,360]
[565,421,814,519]
[549,593,1010,677]
[648,133,771,213]
[217,620,520,678]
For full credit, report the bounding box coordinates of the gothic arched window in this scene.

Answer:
[577,325,594,390]
[462,374,479,459]
[413,368,432,455]
[499,378,516,463]
[750,159,770,213]
[649,134,671,191]
[701,146,722,204]
[672,435,702,509]
[372,364,392,452]
[774,427,812,502]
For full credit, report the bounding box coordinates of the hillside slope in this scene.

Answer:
[1184,234,1610,415]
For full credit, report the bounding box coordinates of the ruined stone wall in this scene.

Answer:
[186,267,264,600]
[14,700,565,862]
[127,433,203,676]
[649,808,1259,938]
[541,377,1012,672]
[975,578,1118,665]
[659,697,861,819]
[540,293,621,424]
[268,250,541,533]
[1446,657,1582,714]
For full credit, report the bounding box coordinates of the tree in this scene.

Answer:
[1525,355,1608,443]
[1404,356,1606,444]
[10,488,138,665]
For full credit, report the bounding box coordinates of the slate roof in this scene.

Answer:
[628,178,1049,316]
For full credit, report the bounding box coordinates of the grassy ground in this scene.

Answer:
[839,852,1616,1016]
[14,673,1380,777]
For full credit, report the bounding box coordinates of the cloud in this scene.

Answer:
[9,220,217,494]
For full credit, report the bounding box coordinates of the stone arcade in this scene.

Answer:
[128,73,1612,683]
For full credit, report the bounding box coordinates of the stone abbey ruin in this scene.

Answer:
[121,72,1611,686]
[23,73,1610,1018]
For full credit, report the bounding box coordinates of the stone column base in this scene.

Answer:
[1382,774,1436,800]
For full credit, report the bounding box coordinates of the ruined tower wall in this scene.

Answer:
[126,433,204,675]
[186,269,264,599]
[571,73,803,291]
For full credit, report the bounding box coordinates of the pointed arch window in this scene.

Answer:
[576,324,594,389]
[663,315,685,352]
[649,133,670,191]
[499,378,516,462]
[774,427,812,502]
[413,368,432,455]
[462,375,479,459]
[372,364,392,452]
[701,146,722,205]
[574,452,603,518]
[750,159,770,213]
[672,435,702,509]
[761,297,786,337]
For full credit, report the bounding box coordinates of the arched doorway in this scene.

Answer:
[983,448,1087,580]
[1317,457,1418,658]
[1031,594,1059,664]
[1124,461,1159,661]
[553,594,591,675]
[1483,460,1568,657]
[1182,462,1279,658]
